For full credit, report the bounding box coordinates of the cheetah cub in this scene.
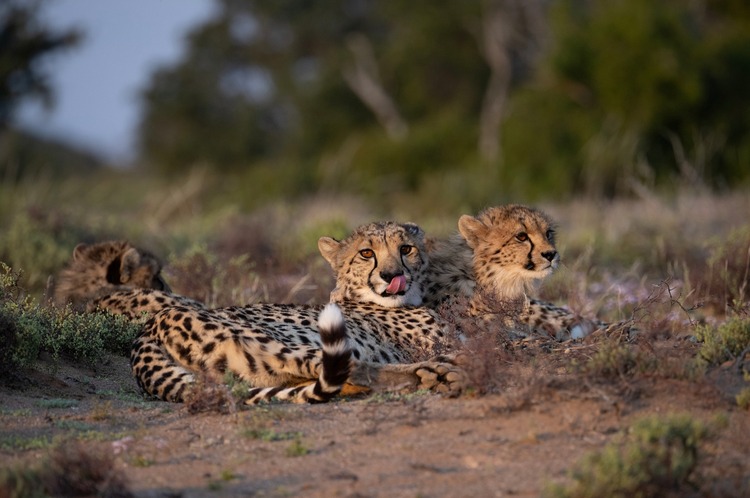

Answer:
[424,204,629,340]
[423,204,558,309]
[53,241,171,310]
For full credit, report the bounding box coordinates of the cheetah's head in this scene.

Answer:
[53,240,171,308]
[458,205,558,301]
[318,222,428,307]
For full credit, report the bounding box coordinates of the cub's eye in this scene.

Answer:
[546,229,555,241]
[515,232,529,242]
[359,249,375,259]
[400,245,413,255]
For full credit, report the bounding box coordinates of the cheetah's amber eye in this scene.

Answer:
[400,245,413,255]
[359,249,375,259]
[515,232,529,242]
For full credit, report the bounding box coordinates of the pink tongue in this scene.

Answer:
[385,275,407,294]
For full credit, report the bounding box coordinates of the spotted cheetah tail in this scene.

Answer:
[245,303,352,405]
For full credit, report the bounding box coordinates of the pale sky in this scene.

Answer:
[17,1,215,164]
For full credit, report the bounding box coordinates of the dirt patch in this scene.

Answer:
[1,343,748,498]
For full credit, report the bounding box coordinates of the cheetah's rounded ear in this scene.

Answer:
[119,247,142,284]
[402,222,424,240]
[72,243,89,261]
[457,215,486,249]
[318,237,342,268]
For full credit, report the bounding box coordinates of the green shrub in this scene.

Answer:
[1,263,142,372]
[545,414,709,498]
[695,316,750,365]
[576,340,654,380]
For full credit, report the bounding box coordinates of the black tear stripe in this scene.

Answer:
[105,255,122,284]
[367,255,379,294]
[521,222,536,268]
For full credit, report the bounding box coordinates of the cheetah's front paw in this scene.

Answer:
[414,362,467,397]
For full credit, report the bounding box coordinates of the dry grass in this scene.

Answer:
[182,375,238,415]
[0,441,132,497]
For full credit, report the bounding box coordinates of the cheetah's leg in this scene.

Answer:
[347,358,467,396]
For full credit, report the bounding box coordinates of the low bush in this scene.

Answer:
[695,316,750,365]
[0,263,141,374]
[0,441,132,497]
[545,414,709,498]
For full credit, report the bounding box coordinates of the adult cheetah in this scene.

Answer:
[119,222,464,403]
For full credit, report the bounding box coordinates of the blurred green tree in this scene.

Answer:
[139,0,750,199]
[137,1,541,184]
[0,0,81,128]
[503,0,750,196]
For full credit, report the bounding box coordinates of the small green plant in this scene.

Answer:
[130,455,154,468]
[242,428,303,442]
[220,469,237,481]
[577,340,647,379]
[36,398,79,409]
[223,371,252,399]
[544,414,709,498]
[737,387,750,410]
[285,438,310,457]
[206,469,237,491]
[695,316,750,365]
[0,434,53,451]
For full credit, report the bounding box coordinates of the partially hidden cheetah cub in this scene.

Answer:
[424,204,558,308]
[424,204,629,340]
[53,240,171,310]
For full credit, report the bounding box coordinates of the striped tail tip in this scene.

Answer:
[318,304,351,394]
[243,304,352,405]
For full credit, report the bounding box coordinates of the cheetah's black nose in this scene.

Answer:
[380,270,404,282]
[541,250,557,262]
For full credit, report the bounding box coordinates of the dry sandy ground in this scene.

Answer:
[1,348,749,498]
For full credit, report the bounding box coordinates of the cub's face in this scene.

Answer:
[318,222,428,307]
[458,205,558,299]
[54,241,171,307]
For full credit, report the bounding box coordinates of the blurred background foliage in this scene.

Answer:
[2,0,749,205]
[0,0,749,309]
[134,0,750,203]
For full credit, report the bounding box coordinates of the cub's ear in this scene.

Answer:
[457,215,486,249]
[119,247,142,284]
[72,243,89,261]
[318,237,342,268]
[402,222,425,240]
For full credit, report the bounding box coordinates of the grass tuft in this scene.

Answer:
[695,316,750,365]
[578,340,646,380]
[183,376,237,415]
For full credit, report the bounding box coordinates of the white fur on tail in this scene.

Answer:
[245,303,351,405]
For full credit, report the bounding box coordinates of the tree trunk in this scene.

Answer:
[477,0,547,162]
[478,1,513,163]
[342,34,408,141]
